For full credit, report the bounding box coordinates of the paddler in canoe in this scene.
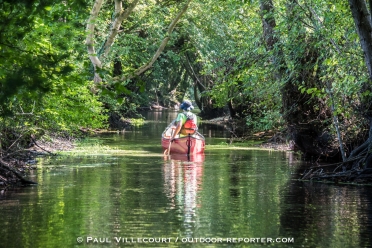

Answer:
[162,100,205,155]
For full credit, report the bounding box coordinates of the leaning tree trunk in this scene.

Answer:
[345,0,372,167]
[86,0,191,84]
[85,0,105,83]
[348,0,372,80]
[117,0,192,83]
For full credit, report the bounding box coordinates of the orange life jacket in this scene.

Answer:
[180,113,197,135]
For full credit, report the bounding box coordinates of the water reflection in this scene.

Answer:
[280,180,372,247]
[163,156,204,238]
[359,188,372,247]
[165,153,205,163]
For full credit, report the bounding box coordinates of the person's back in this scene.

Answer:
[180,111,197,135]
[171,100,198,140]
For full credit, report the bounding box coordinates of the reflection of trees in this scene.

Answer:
[163,158,204,237]
[279,181,333,244]
[358,188,372,247]
[280,178,371,247]
[139,110,179,140]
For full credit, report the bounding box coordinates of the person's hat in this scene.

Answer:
[180,100,194,111]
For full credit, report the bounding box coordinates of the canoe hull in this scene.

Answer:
[162,136,205,154]
[162,127,205,154]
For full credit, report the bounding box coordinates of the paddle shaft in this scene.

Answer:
[166,129,174,155]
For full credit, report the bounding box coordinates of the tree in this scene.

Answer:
[0,0,109,186]
[85,0,192,84]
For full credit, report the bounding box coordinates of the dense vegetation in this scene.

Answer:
[1,0,372,184]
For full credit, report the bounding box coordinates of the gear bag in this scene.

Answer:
[180,113,197,135]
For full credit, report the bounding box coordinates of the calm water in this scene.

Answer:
[1,111,372,248]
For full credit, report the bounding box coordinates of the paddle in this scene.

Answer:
[164,129,174,155]
[165,139,172,155]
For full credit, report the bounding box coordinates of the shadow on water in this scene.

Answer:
[0,110,372,248]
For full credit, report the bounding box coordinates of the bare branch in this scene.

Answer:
[116,0,193,82]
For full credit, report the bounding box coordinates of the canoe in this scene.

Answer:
[162,124,205,154]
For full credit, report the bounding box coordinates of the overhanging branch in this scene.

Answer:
[116,0,193,83]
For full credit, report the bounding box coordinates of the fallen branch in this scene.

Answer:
[301,165,372,183]
[30,136,57,156]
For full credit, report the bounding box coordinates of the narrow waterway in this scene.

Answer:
[1,110,372,248]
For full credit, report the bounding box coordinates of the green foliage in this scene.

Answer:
[246,109,284,132]
[87,0,195,109]
[99,85,147,118]
[130,118,145,126]
[0,0,107,138]
[0,1,85,105]
[1,0,372,149]
[41,81,108,132]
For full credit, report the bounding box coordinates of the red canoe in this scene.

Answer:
[162,125,205,154]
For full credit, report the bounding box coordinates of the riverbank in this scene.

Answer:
[205,116,292,151]
[0,135,77,190]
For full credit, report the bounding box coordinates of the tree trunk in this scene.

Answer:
[348,0,372,80]
[101,0,140,59]
[346,0,372,162]
[85,0,105,83]
[260,0,287,82]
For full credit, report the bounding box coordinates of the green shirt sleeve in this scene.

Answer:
[175,113,187,125]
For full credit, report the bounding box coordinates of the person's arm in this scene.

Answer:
[170,121,182,141]
[170,113,185,141]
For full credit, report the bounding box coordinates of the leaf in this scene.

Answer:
[306,88,315,94]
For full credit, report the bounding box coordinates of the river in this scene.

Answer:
[1,110,372,248]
